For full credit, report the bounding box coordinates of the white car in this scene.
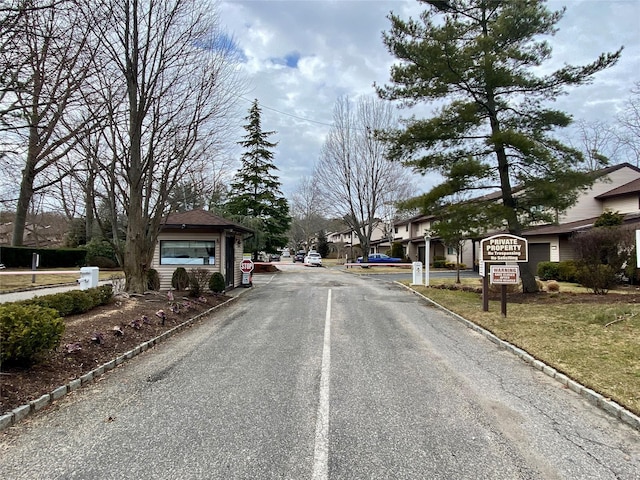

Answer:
[304,252,322,267]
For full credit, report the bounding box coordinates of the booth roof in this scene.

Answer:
[162,209,253,233]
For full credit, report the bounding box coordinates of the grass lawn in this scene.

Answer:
[0,268,123,293]
[404,279,640,417]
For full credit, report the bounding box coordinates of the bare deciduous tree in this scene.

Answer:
[289,176,326,251]
[617,81,640,167]
[572,119,623,170]
[0,1,96,245]
[84,0,244,292]
[314,95,413,260]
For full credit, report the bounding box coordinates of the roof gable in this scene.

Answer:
[595,177,640,199]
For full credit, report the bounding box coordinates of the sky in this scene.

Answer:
[218,0,640,198]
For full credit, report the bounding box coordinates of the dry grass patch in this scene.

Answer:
[406,283,640,416]
[0,269,123,293]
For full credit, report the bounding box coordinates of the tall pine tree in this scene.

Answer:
[377,0,622,292]
[227,100,291,260]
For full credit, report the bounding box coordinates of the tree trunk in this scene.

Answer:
[123,188,149,293]
[12,135,39,246]
[84,168,95,242]
[12,178,32,246]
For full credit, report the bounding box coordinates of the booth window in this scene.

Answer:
[160,240,215,265]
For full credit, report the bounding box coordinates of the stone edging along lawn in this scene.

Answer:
[0,294,242,433]
[397,282,640,432]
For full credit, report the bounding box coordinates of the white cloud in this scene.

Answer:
[220,0,640,197]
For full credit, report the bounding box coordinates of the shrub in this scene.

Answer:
[84,239,118,268]
[0,304,64,365]
[572,225,634,293]
[87,285,114,306]
[146,268,160,291]
[433,257,447,268]
[547,280,560,292]
[209,272,226,293]
[577,264,617,295]
[32,291,93,316]
[444,261,466,270]
[19,285,112,317]
[88,255,118,269]
[557,260,578,283]
[537,261,559,280]
[188,268,210,297]
[171,267,190,290]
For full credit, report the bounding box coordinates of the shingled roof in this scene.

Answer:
[162,209,253,233]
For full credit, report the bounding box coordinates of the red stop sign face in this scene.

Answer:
[240,259,254,273]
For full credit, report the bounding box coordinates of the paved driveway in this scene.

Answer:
[1,268,638,479]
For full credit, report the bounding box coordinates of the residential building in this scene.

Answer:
[326,163,640,273]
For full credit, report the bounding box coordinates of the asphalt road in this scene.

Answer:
[1,266,638,479]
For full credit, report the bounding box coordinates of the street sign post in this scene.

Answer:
[240,259,254,287]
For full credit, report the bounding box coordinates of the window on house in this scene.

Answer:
[160,240,216,265]
[394,227,398,234]
[447,246,457,255]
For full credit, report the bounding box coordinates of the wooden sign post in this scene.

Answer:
[479,234,528,314]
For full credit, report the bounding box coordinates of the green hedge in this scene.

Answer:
[0,246,87,268]
[18,285,113,317]
[0,304,64,364]
[537,260,579,283]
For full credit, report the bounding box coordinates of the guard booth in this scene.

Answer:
[151,209,254,290]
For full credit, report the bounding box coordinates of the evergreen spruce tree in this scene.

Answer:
[227,100,291,260]
[377,0,622,292]
[316,230,330,258]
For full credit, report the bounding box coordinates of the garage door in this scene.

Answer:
[527,243,550,276]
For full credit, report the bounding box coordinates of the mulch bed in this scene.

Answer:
[0,290,231,416]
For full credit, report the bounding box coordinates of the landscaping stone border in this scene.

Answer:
[0,293,242,432]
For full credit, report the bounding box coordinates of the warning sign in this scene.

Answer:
[490,265,520,284]
[480,234,528,262]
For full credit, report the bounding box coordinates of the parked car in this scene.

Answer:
[269,254,280,262]
[357,253,402,263]
[304,252,322,267]
[293,251,306,262]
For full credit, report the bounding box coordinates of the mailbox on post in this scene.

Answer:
[79,267,99,290]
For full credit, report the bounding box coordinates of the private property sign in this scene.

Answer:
[480,234,528,262]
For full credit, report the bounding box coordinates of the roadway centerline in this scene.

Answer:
[312,288,332,480]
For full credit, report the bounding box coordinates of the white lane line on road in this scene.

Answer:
[312,288,332,480]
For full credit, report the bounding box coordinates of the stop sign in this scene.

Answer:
[240,259,254,273]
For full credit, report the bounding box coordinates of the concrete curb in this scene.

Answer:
[397,282,640,432]
[0,293,242,433]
